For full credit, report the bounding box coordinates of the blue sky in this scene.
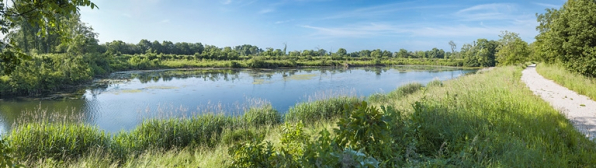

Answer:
[80,0,565,53]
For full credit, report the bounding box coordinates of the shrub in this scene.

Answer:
[0,138,21,168]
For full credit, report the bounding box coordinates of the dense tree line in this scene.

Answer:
[100,40,456,60]
[534,0,596,77]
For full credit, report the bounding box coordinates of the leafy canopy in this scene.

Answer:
[0,0,97,74]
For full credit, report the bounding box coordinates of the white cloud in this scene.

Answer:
[259,8,275,14]
[533,2,560,9]
[321,2,455,20]
[455,3,517,21]
[301,21,537,39]
[275,19,293,24]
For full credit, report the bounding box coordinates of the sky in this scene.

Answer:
[79,0,566,53]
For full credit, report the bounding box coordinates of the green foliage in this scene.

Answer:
[0,54,100,97]
[496,31,530,65]
[0,0,98,74]
[230,110,383,168]
[461,39,499,67]
[368,82,424,104]
[334,101,393,161]
[222,129,262,145]
[243,104,281,126]
[7,122,110,161]
[0,138,22,168]
[285,96,361,124]
[535,0,596,77]
[112,114,236,158]
[426,79,443,87]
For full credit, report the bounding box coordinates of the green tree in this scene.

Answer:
[0,0,97,74]
[397,49,408,58]
[336,48,347,56]
[495,31,530,65]
[461,39,499,67]
[535,0,596,77]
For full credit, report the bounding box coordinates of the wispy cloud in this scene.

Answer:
[222,0,232,5]
[301,22,536,39]
[160,19,170,23]
[259,8,275,14]
[455,3,518,21]
[321,2,456,20]
[533,2,559,9]
[275,19,294,24]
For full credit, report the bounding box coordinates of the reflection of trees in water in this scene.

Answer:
[0,99,92,133]
[93,66,474,87]
[131,69,243,83]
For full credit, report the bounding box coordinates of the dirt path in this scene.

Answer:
[521,64,596,141]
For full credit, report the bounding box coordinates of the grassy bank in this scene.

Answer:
[536,63,596,101]
[3,66,595,167]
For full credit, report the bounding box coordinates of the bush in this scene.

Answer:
[0,138,20,167]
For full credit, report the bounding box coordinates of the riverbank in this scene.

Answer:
[3,65,595,167]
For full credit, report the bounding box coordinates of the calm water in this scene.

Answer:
[0,66,476,133]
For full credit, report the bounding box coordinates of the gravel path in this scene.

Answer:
[521,64,596,141]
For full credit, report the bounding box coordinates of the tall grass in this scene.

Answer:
[368,82,424,104]
[9,122,110,161]
[536,63,596,100]
[285,96,360,124]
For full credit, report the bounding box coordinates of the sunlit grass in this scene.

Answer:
[536,63,596,100]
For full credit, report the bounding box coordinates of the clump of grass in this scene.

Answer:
[426,79,443,87]
[7,122,110,161]
[536,63,596,100]
[368,82,423,104]
[285,96,360,124]
[222,129,262,145]
[111,114,237,158]
[243,104,281,126]
[388,82,423,98]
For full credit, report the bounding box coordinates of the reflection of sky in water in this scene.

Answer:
[0,66,476,133]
